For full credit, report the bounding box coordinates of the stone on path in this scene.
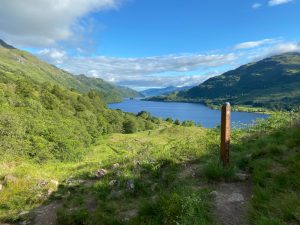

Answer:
[95,169,107,179]
[127,180,135,190]
[4,175,17,185]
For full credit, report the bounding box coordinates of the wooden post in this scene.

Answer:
[221,102,231,166]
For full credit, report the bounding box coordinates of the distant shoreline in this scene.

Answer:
[142,98,273,114]
[115,98,273,115]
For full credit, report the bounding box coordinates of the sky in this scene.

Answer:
[0,0,300,90]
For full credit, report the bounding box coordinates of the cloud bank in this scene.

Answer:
[38,52,235,89]
[0,0,121,47]
[36,40,300,90]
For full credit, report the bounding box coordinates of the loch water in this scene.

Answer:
[109,99,269,128]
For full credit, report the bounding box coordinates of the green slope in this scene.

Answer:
[153,53,300,110]
[0,40,141,103]
[0,41,159,163]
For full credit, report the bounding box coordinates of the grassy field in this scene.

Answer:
[0,112,300,225]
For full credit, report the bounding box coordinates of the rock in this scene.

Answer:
[228,193,244,202]
[127,180,135,190]
[47,188,54,196]
[0,184,3,191]
[66,179,85,190]
[37,180,48,188]
[210,190,218,197]
[110,190,123,199]
[121,209,138,221]
[19,211,29,216]
[134,160,141,166]
[236,173,249,181]
[4,175,17,185]
[95,169,107,179]
[50,179,59,187]
[109,180,118,187]
[112,163,120,170]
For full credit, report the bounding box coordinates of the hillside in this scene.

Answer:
[0,41,160,163]
[0,39,141,103]
[151,53,300,110]
[1,39,300,225]
[141,86,193,97]
[1,109,299,224]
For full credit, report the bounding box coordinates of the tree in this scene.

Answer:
[174,119,181,125]
[181,120,195,127]
[137,111,151,120]
[166,117,173,123]
[123,118,139,134]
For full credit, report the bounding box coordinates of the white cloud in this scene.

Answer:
[117,74,217,90]
[252,3,262,8]
[38,49,67,64]
[268,0,293,6]
[234,39,275,50]
[39,52,237,76]
[36,40,300,90]
[262,42,300,56]
[240,42,300,62]
[37,51,236,89]
[0,0,121,47]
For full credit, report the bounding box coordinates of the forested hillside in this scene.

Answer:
[0,40,141,103]
[0,41,158,162]
[150,53,300,110]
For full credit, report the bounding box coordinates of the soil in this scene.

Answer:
[212,180,252,225]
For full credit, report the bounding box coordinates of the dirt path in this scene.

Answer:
[29,201,62,225]
[179,162,252,225]
[27,163,252,225]
[212,180,252,225]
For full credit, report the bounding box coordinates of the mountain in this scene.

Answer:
[0,39,141,102]
[141,86,193,97]
[151,53,300,110]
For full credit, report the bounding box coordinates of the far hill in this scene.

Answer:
[141,86,193,97]
[0,39,141,102]
[150,53,300,110]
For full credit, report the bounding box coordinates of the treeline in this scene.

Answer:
[0,75,159,162]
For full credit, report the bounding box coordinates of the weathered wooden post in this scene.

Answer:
[220,102,231,166]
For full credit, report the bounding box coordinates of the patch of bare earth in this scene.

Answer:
[212,180,252,225]
[29,201,62,225]
[119,209,139,222]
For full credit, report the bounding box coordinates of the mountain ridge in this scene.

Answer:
[141,85,193,97]
[149,52,300,110]
[0,39,141,102]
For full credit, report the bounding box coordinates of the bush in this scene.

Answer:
[165,117,173,123]
[123,118,139,134]
[182,120,195,127]
[174,119,181,125]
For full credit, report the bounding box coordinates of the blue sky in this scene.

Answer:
[0,0,299,90]
[91,0,300,57]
